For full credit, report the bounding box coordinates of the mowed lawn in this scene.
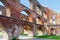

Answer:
[35,35,60,39]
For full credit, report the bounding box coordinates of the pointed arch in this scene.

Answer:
[21,9,34,22]
[21,11,28,16]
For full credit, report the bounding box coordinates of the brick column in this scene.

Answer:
[29,0,36,11]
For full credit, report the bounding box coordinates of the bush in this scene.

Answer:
[12,37,19,40]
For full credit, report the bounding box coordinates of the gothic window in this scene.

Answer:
[52,14,56,24]
[52,14,56,19]
[0,11,2,15]
[52,20,56,24]
[36,18,39,24]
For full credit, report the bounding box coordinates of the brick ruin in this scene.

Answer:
[0,0,59,40]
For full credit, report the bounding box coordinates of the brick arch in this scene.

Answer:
[43,7,51,20]
[34,5,45,23]
[21,9,31,16]
[37,4,50,20]
[24,24,33,31]
[29,0,48,18]
[36,5,47,17]
[21,9,35,22]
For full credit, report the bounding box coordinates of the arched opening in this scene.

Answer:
[20,10,29,21]
[18,24,33,39]
[37,26,44,36]
[6,7,11,17]
[36,18,42,24]
[36,17,45,36]
[28,16,34,22]
[50,28,56,35]
[0,5,6,16]
[43,12,48,25]
[0,23,8,40]
[52,20,56,25]
[21,10,34,22]
[43,12,47,19]
[0,1,11,17]
[37,25,48,36]
[36,17,48,36]
[52,14,56,24]
[23,25,33,36]
[36,6,43,16]
[21,11,28,16]
[0,10,2,15]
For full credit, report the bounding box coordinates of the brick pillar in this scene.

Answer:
[33,24,37,36]
[29,0,36,11]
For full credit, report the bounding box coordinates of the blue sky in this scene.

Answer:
[37,0,60,13]
[20,0,60,13]
[0,0,60,13]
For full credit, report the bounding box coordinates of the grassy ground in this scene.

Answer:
[11,35,60,40]
[34,35,60,39]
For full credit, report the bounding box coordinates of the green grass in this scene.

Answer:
[20,33,28,36]
[34,35,60,39]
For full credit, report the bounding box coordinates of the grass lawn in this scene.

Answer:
[20,33,28,36]
[34,35,60,39]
